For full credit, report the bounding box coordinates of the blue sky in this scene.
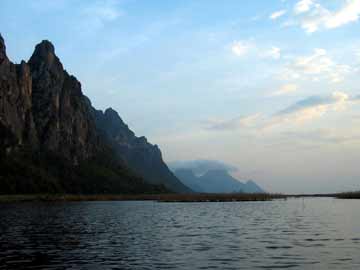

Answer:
[1,0,360,193]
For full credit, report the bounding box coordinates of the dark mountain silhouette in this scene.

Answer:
[0,34,190,194]
[174,168,265,193]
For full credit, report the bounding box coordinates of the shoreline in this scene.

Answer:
[0,193,285,203]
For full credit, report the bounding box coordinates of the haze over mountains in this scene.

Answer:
[0,34,190,194]
[170,160,265,193]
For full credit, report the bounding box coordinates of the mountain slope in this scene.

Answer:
[0,34,188,194]
[92,108,191,193]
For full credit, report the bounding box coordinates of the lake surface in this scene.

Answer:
[1,198,360,269]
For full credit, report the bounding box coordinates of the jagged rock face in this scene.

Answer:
[93,108,191,193]
[0,34,37,154]
[0,37,100,163]
[28,41,99,163]
[94,107,135,142]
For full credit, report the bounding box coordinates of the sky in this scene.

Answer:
[1,0,360,193]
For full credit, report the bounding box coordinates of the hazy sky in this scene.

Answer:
[1,0,360,193]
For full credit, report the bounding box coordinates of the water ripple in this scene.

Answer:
[1,198,360,269]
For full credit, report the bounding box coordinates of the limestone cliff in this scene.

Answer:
[0,34,190,194]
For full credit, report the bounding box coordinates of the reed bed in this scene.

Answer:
[336,192,360,199]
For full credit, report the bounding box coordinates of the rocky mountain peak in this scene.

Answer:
[104,107,123,121]
[100,107,134,138]
[34,40,55,56]
[29,40,63,71]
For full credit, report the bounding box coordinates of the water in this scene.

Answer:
[1,198,360,269]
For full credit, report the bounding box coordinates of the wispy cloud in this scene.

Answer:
[230,41,282,62]
[262,47,281,59]
[81,0,123,31]
[205,114,261,131]
[271,83,298,96]
[280,48,351,83]
[230,40,253,57]
[270,10,287,20]
[267,91,352,128]
[205,92,359,132]
[294,0,314,14]
[292,0,360,33]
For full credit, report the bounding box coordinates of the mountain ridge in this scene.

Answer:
[0,34,190,194]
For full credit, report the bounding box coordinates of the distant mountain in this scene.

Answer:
[0,34,190,194]
[173,169,204,192]
[243,180,264,194]
[174,168,265,193]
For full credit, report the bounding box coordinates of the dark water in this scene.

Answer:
[1,198,360,270]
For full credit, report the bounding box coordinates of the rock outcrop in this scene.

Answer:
[0,34,189,194]
[0,34,37,155]
[28,40,100,164]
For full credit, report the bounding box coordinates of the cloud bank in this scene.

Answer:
[168,160,238,175]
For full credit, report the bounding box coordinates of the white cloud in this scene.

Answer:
[272,84,298,96]
[299,4,330,33]
[82,0,122,29]
[294,0,314,14]
[230,41,253,57]
[325,0,360,29]
[280,48,351,83]
[270,10,287,20]
[263,47,281,59]
[294,0,360,33]
[230,43,281,60]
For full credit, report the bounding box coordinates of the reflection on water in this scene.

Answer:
[1,198,360,269]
